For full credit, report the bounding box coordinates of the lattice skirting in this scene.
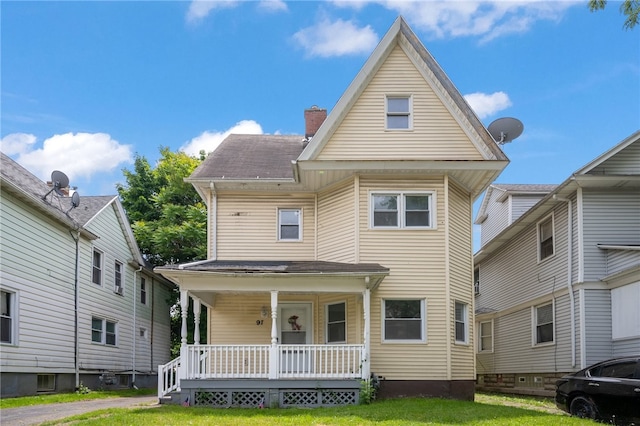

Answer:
[193,389,358,408]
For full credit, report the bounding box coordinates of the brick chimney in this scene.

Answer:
[304,105,327,139]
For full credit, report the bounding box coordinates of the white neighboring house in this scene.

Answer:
[474,130,640,396]
[0,152,175,397]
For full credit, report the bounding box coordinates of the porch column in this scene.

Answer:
[269,290,279,379]
[179,290,189,380]
[362,287,371,379]
[193,298,201,345]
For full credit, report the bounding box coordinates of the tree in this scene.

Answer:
[117,147,207,357]
[589,0,640,29]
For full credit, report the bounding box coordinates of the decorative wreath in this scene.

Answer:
[288,315,301,330]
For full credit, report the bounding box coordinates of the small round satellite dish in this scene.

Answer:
[488,117,524,145]
[71,192,80,208]
[50,170,70,195]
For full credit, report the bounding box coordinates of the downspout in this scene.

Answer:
[69,229,80,390]
[150,277,155,373]
[554,195,575,367]
[133,265,142,386]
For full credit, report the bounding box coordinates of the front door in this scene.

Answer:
[279,303,312,373]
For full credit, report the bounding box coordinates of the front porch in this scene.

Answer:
[155,260,389,407]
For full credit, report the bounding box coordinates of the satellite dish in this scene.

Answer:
[488,117,524,145]
[66,191,81,214]
[51,170,70,196]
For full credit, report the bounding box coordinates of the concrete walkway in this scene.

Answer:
[0,396,159,426]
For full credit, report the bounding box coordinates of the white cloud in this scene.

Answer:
[1,133,37,156]
[3,132,133,185]
[186,0,239,24]
[333,1,577,42]
[257,0,288,13]
[464,91,512,119]
[293,18,379,58]
[180,120,264,157]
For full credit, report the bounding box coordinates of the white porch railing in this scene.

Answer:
[159,344,365,398]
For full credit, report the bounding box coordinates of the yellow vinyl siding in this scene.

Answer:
[317,179,356,262]
[208,293,362,345]
[216,194,315,260]
[448,180,475,379]
[317,45,483,161]
[359,177,450,380]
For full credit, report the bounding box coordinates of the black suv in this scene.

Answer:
[555,356,640,424]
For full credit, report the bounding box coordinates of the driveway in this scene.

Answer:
[0,396,158,426]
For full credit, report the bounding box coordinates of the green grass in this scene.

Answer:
[0,387,155,409]
[13,392,596,426]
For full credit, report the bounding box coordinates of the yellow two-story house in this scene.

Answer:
[157,17,509,408]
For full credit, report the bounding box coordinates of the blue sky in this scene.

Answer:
[2,2,638,207]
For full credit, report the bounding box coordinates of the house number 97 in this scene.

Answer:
[256,320,264,326]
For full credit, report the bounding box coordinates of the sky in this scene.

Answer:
[2,1,639,246]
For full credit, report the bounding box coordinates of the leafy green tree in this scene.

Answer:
[589,0,639,29]
[117,147,207,356]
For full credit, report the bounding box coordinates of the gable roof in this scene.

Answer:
[475,183,558,224]
[298,16,506,163]
[475,130,640,262]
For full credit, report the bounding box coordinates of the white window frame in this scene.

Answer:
[277,208,302,241]
[478,320,494,353]
[92,248,103,286]
[382,298,426,343]
[537,214,555,262]
[532,301,554,346]
[454,301,468,344]
[37,374,56,392]
[385,95,413,130]
[114,261,124,295]
[325,301,347,344]
[92,316,117,346]
[474,268,480,295]
[139,327,148,340]
[1,289,17,345]
[370,191,435,230]
[140,277,147,305]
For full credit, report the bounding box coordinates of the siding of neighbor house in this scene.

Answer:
[0,191,76,373]
[479,189,510,247]
[582,289,613,366]
[316,45,483,162]
[582,190,640,281]
[215,194,316,260]
[511,196,545,223]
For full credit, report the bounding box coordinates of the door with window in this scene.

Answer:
[279,303,312,373]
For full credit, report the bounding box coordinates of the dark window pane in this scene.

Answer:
[280,225,299,239]
[537,323,553,343]
[328,323,345,342]
[373,195,397,210]
[405,195,428,210]
[455,322,465,341]
[385,319,421,340]
[1,317,11,343]
[406,211,429,226]
[385,300,421,318]
[373,212,398,227]
[328,303,345,322]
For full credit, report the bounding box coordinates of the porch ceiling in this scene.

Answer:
[155,260,389,303]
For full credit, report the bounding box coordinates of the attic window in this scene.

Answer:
[386,96,412,130]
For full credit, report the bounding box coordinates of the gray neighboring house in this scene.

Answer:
[473,130,640,396]
[1,152,175,397]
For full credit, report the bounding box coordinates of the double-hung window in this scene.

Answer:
[383,299,425,342]
[533,302,554,345]
[479,320,493,352]
[92,249,103,285]
[538,215,554,261]
[386,96,412,130]
[326,302,346,343]
[278,208,301,241]
[92,317,117,346]
[114,261,123,295]
[371,192,434,229]
[1,290,15,344]
[455,301,468,344]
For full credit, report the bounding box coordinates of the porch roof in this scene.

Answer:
[155,260,389,304]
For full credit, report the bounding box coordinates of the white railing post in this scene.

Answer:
[269,290,279,379]
[193,298,201,345]
[179,290,189,380]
